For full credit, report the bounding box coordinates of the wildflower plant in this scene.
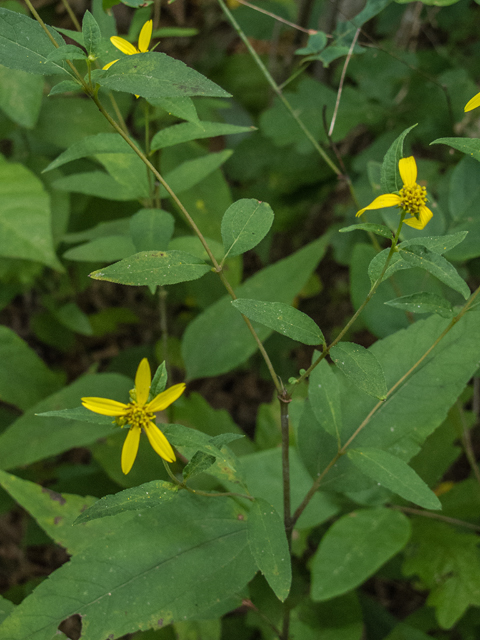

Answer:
[81,358,185,473]
[0,1,480,640]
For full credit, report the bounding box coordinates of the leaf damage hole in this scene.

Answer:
[58,613,82,640]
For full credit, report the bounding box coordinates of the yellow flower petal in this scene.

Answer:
[356,193,402,217]
[465,91,480,112]
[144,422,176,462]
[81,397,128,416]
[110,36,138,56]
[398,156,417,187]
[403,205,433,230]
[102,59,118,70]
[138,20,152,53]
[135,358,151,406]
[121,426,141,474]
[147,383,186,413]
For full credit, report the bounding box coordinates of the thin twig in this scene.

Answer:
[217,0,341,178]
[391,505,480,533]
[60,0,81,31]
[234,0,318,35]
[328,28,360,138]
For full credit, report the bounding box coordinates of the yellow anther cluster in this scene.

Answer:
[123,403,154,429]
[399,183,427,216]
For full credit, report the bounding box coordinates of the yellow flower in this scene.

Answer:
[103,19,153,71]
[356,156,433,230]
[465,91,480,112]
[82,358,185,474]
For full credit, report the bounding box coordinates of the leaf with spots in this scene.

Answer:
[330,342,387,400]
[0,494,256,640]
[231,299,324,345]
[221,199,274,259]
[74,480,181,524]
[89,250,211,287]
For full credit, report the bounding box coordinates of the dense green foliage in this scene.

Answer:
[1,0,480,638]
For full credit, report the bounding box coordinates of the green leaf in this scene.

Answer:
[96,152,149,199]
[37,406,114,425]
[330,342,387,400]
[150,362,168,396]
[0,160,62,269]
[46,44,86,62]
[311,508,411,601]
[163,424,244,486]
[89,250,211,287]
[399,232,468,254]
[221,199,274,259]
[0,326,62,411]
[380,124,417,193]
[182,234,330,379]
[308,358,343,441]
[403,519,480,628]
[52,170,142,201]
[385,292,454,317]
[368,248,412,287]
[63,235,136,262]
[0,8,68,76]
[149,96,199,124]
[82,10,102,58]
[48,79,82,96]
[0,595,14,625]
[97,51,231,99]
[339,222,393,240]
[348,448,441,509]
[74,480,180,524]
[401,246,470,299]
[0,65,43,128]
[0,373,132,470]
[182,451,216,480]
[231,299,324,346]
[160,150,233,198]
[295,31,328,55]
[290,593,363,640]
[44,132,135,172]
[54,302,93,335]
[130,209,174,252]
[151,121,254,151]
[431,136,480,162]
[247,498,291,601]
[447,156,480,223]
[0,494,256,639]
[351,0,393,27]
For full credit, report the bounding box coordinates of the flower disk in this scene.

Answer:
[398,182,428,217]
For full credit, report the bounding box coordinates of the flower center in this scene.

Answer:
[399,183,427,217]
[116,402,154,430]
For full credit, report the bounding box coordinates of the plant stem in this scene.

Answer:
[60,0,81,31]
[217,0,341,178]
[279,394,292,543]
[391,505,480,533]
